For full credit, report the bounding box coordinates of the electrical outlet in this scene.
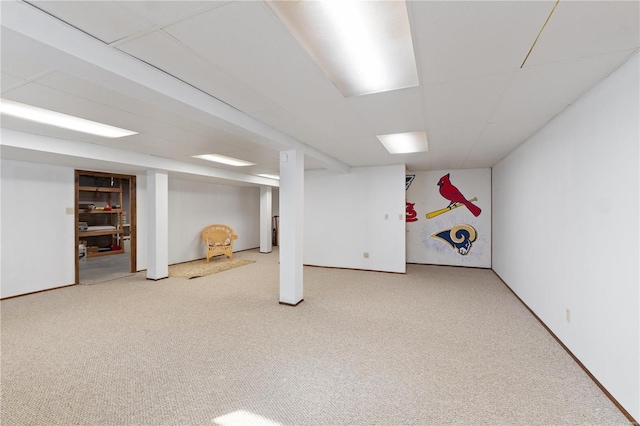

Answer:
[399,213,403,220]
[66,207,74,215]
[363,252,369,259]
[384,214,389,220]
[565,308,571,323]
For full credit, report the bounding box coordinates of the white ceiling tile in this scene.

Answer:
[338,154,404,168]
[246,148,282,161]
[305,135,413,168]
[2,0,636,176]
[425,155,464,172]
[295,99,372,140]
[4,82,143,134]
[1,72,26,93]
[463,115,553,168]
[477,116,552,151]
[0,114,129,146]
[250,108,327,144]
[347,87,425,135]
[2,81,241,153]
[163,1,344,111]
[490,49,636,123]
[0,43,54,80]
[215,149,279,165]
[315,136,386,159]
[117,1,223,27]
[28,1,153,44]
[525,1,640,67]
[426,124,484,151]
[459,152,506,170]
[409,1,555,85]
[303,156,330,171]
[30,71,264,150]
[419,124,485,170]
[116,30,278,113]
[422,72,513,129]
[394,151,431,171]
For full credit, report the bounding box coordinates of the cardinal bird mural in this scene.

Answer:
[429,173,481,218]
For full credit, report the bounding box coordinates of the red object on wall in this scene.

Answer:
[437,173,481,217]
[406,202,418,222]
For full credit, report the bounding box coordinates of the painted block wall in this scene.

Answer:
[304,165,406,273]
[493,53,639,419]
[167,178,260,265]
[136,175,261,270]
[406,169,491,268]
[0,160,75,298]
[0,159,261,295]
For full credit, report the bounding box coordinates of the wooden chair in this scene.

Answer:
[200,224,238,262]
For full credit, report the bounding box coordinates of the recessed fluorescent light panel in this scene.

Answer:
[377,131,428,154]
[267,1,418,97]
[193,154,256,167]
[256,173,280,180]
[0,99,137,138]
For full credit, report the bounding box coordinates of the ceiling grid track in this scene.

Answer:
[520,0,561,68]
[0,69,56,94]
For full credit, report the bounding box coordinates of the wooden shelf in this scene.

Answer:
[78,186,122,193]
[87,249,124,258]
[78,209,125,214]
[77,172,127,262]
[80,229,124,237]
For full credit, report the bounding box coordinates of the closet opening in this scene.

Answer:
[75,170,137,285]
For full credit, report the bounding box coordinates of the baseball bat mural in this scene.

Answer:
[425,197,478,219]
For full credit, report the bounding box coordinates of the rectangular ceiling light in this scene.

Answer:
[0,98,137,138]
[267,1,418,97]
[256,173,280,180]
[377,131,428,154]
[193,154,256,167]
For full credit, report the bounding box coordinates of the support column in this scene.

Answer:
[147,170,168,280]
[260,186,273,253]
[279,150,304,306]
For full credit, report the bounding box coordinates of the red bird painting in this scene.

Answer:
[437,173,481,217]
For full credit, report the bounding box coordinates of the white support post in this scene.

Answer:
[279,150,304,306]
[260,186,273,253]
[147,170,168,280]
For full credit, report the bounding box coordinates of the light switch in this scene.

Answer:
[66,207,74,215]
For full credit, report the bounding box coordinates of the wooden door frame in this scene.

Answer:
[75,170,137,284]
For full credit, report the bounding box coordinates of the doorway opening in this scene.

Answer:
[75,170,137,285]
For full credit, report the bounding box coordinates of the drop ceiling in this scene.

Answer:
[1,0,638,182]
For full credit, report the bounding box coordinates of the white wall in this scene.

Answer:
[167,178,260,265]
[1,160,75,298]
[493,54,639,419]
[0,161,262,294]
[304,165,406,273]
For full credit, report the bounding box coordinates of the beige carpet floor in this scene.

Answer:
[0,249,630,425]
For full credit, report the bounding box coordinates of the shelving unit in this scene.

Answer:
[77,174,126,258]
